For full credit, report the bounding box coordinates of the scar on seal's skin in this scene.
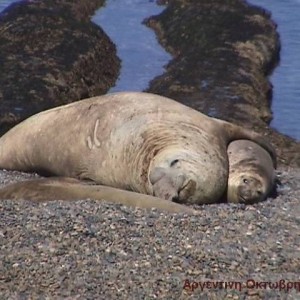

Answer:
[86,119,101,150]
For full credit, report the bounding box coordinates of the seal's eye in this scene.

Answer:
[170,159,179,167]
[243,178,248,184]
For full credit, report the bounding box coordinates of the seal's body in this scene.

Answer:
[0,92,276,204]
[0,177,197,214]
[227,139,276,204]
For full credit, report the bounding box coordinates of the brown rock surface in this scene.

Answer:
[0,0,120,134]
[145,0,299,167]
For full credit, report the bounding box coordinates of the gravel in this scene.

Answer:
[0,168,299,299]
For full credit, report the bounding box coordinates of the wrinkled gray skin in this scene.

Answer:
[0,177,198,214]
[0,92,276,205]
[227,140,276,204]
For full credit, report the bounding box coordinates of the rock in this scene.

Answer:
[145,0,299,167]
[0,0,120,135]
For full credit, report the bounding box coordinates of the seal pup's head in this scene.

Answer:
[227,172,268,204]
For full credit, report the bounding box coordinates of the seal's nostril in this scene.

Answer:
[257,190,262,196]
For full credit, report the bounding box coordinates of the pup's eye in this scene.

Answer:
[170,159,179,167]
[243,179,248,184]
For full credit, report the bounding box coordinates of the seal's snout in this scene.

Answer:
[177,179,197,203]
[237,176,265,204]
[149,166,185,201]
[148,165,198,202]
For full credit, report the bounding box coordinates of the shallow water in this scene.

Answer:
[247,0,300,141]
[0,0,299,140]
[92,0,171,92]
[0,0,13,11]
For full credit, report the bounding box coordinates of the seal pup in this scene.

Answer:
[0,177,198,214]
[227,139,276,204]
[0,92,276,205]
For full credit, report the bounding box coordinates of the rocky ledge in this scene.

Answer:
[0,0,120,135]
[145,0,299,167]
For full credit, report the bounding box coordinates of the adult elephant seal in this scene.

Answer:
[0,92,276,205]
[227,139,276,204]
[0,177,198,214]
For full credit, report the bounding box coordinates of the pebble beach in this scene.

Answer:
[0,168,299,299]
